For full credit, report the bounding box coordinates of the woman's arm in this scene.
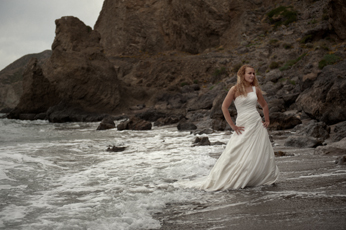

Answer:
[222,87,244,135]
[256,86,270,128]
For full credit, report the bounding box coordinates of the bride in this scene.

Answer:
[184,64,279,191]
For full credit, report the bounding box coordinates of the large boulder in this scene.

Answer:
[296,60,346,125]
[7,58,59,119]
[154,115,185,126]
[8,16,122,121]
[269,112,302,130]
[314,137,346,155]
[284,136,322,148]
[43,16,121,115]
[297,120,330,142]
[177,120,197,131]
[97,116,116,130]
[0,50,52,113]
[330,121,346,142]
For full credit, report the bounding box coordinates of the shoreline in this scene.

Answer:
[155,146,346,230]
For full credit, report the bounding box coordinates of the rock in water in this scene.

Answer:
[177,121,197,131]
[194,137,211,146]
[106,145,126,152]
[97,116,116,130]
[117,116,152,130]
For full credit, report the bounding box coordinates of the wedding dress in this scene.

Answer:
[184,86,279,191]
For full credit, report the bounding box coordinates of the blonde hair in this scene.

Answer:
[235,64,260,97]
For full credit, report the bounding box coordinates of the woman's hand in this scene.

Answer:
[263,121,270,128]
[231,125,245,135]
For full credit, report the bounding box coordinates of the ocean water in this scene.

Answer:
[0,117,230,229]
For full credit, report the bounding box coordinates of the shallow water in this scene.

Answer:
[2,118,346,229]
[0,118,230,229]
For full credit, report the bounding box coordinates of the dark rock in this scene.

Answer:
[0,50,52,113]
[261,81,284,96]
[210,91,227,119]
[94,0,246,55]
[129,104,146,110]
[314,137,346,155]
[43,16,121,116]
[154,114,185,126]
[269,112,302,130]
[116,120,128,131]
[106,145,126,152]
[117,116,152,130]
[194,137,211,146]
[274,151,294,157]
[34,113,47,120]
[8,17,121,122]
[136,109,171,122]
[298,120,330,142]
[284,136,322,148]
[177,121,197,131]
[210,91,236,120]
[301,72,318,91]
[47,102,106,123]
[211,118,229,131]
[191,128,214,135]
[265,69,282,83]
[187,84,225,112]
[211,141,226,145]
[18,113,36,120]
[181,84,200,93]
[7,58,59,120]
[97,116,116,130]
[330,121,346,142]
[328,0,346,40]
[280,93,300,108]
[296,60,346,125]
[335,156,346,165]
[268,98,285,113]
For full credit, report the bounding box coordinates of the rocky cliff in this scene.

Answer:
[94,0,275,55]
[3,0,346,130]
[8,16,122,122]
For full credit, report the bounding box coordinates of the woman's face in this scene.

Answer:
[244,67,255,84]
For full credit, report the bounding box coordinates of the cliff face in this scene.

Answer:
[4,0,346,127]
[94,0,275,56]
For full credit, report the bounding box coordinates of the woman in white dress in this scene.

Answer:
[188,64,279,191]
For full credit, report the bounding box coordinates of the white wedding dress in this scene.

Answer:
[183,86,279,191]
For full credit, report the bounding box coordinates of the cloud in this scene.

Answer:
[0,0,104,70]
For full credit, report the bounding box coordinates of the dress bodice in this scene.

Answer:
[234,86,258,116]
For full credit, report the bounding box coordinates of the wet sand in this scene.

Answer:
[155,133,346,230]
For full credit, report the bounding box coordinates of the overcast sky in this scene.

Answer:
[0,0,104,70]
